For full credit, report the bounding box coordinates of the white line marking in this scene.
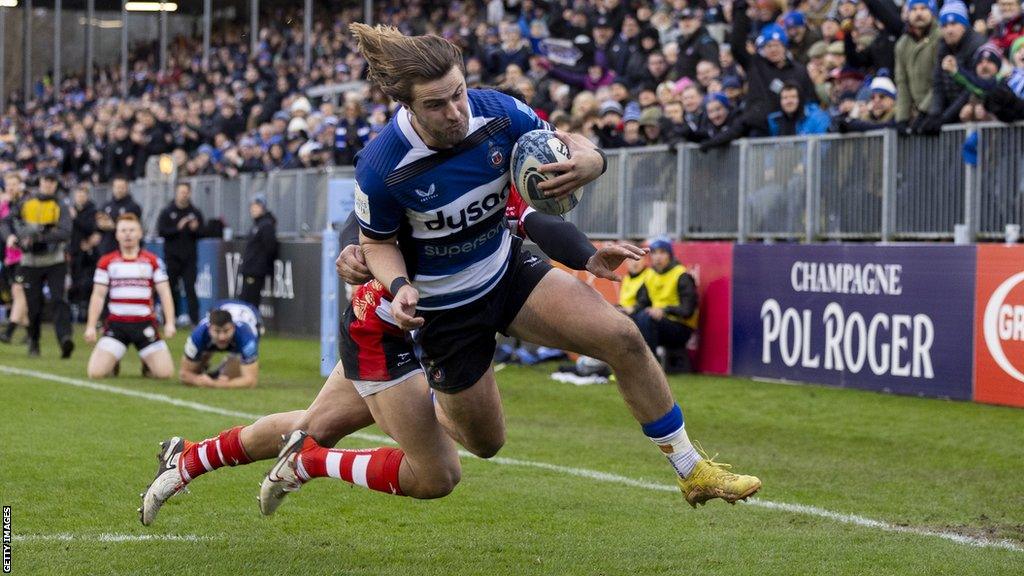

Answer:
[12,533,212,543]
[1,365,1020,553]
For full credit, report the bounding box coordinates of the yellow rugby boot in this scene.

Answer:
[676,448,761,508]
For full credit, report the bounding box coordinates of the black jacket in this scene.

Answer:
[98,195,143,256]
[846,0,903,74]
[157,201,205,262]
[674,27,719,81]
[930,29,987,123]
[731,0,817,127]
[70,199,97,256]
[240,212,279,278]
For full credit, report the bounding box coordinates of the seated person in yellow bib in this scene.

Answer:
[631,238,698,366]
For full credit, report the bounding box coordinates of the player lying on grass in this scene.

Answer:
[178,300,262,388]
[84,214,176,379]
[140,183,642,524]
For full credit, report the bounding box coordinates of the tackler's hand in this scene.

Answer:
[336,244,372,285]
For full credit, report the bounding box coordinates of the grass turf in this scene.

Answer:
[1,331,1023,575]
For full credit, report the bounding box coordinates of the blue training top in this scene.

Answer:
[184,300,261,364]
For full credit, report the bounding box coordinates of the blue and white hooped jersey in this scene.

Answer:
[354,89,550,310]
[183,300,261,364]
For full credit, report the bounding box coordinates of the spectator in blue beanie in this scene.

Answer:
[919,0,986,134]
[783,11,822,65]
[730,3,817,130]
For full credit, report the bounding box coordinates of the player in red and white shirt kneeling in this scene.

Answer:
[84,214,177,379]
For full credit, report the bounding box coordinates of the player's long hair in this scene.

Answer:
[349,23,465,105]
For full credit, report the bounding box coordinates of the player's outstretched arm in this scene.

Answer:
[179,357,210,387]
[154,280,177,340]
[522,212,646,281]
[83,284,108,344]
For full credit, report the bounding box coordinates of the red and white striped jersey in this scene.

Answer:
[504,184,534,238]
[93,250,168,323]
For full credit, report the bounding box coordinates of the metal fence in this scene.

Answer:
[111,122,1024,243]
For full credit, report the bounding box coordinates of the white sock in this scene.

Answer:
[650,426,701,479]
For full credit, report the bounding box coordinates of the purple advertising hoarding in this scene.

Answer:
[732,245,976,400]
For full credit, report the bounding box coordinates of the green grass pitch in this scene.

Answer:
[1,331,1023,575]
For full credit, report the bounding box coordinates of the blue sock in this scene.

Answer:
[643,404,700,479]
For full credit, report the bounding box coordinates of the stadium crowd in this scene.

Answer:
[1,0,1023,189]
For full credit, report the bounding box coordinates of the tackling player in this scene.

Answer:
[139,183,639,523]
[84,214,176,379]
[179,300,262,388]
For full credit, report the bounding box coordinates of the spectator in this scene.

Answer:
[895,0,941,129]
[989,0,1024,54]
[13,171,74,358]
[487,21,532,79]
[594,100,626,148]
[695,60,722,90]
[617,256,651,315]
[158,182,204,326]
[767,84,832,136]
[631,237,698,369]
[672,8,719,81]
[638,107,667,144]
[834,76,900,132]
[846,0,903,75]
[924,1,987,132]
[68,183,100,322]
[630,49,671,93]
[946,43,1003,122]
[591,15,631,75]
[730,5,817,129]
[238,195,278,308]
[334,99,371,166]
[989,38,1024,121]
[97,175,142,256]
[784,12,822,65]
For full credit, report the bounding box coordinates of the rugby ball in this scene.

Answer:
[510,129,582,215]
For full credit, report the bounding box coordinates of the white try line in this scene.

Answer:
[1,364,1020,554]
[13,533,212,543]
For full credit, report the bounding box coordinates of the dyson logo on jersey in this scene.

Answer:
[424,187,509,231]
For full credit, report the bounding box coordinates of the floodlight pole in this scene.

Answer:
[86,0,94,92]
[364,0,372,26]
[53,0,61,91]
[159,1,167,73]
[303,0,311,72]
[22,0,30,102]
[250,0,258,57]
[121,1,128,97]
[0,8,5,110]
[202,0,210,70]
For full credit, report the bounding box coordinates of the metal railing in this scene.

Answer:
[110,122,1024,243]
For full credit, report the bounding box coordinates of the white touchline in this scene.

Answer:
[1,365,1021,554]
[13,533,212,542]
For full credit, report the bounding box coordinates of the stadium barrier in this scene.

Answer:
[108,122,1023,244]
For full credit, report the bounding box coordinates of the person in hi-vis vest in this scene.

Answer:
[617,254,652,315]
[631,238,698,368]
